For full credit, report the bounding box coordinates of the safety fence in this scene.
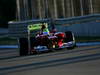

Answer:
[8,14,100,39]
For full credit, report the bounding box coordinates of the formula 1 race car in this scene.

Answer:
[29,23,76,54]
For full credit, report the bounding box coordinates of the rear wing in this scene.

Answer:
[8,19,49,38]
[28,23,48,31]
[8,14,100,38]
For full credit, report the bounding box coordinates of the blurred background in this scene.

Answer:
[0,0,100,45]
[1,0,100,27]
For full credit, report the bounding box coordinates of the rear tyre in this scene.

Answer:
[19,38,28,56]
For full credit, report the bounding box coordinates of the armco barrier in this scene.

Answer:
[8,14,100,38]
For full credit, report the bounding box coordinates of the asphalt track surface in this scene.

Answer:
[0,45,100,75]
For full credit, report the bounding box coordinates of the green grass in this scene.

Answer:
[75,36,100,42]
[0,36,100,45]
[0,37,17,45]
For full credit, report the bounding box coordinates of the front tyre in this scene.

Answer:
[64,31,76,49]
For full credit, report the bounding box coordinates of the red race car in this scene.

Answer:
[29,23,76,54]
